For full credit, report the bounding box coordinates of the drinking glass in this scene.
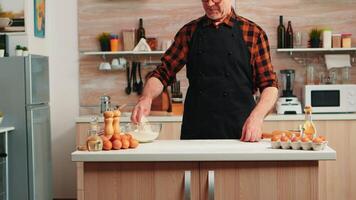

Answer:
[295,31,302,48]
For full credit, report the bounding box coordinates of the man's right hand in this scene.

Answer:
[131,96,153,124]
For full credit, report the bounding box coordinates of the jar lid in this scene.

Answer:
[341,33,352,37]
[332,33,342,36]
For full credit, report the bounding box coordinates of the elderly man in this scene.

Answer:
[131,0,278,142]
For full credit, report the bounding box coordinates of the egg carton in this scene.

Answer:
[271,141,328,151]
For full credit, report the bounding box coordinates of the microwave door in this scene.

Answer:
[311,90,340,107]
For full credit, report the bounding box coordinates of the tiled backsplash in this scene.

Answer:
[78,0,356,115]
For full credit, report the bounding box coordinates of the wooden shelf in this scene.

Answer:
[81,51,165,56]
[277,48,356,54]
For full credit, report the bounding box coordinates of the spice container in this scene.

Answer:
[342,33,352,48]
[332,34,342,48]
[110,34,119,52]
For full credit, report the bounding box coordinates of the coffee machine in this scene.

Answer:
[276,69,302,114]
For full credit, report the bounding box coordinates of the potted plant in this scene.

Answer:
[22,46,29,56]
[15,45,23,56]
[309,28,322,48]
[97,32,111,51]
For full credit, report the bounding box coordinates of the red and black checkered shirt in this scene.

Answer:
[148,9,278,93]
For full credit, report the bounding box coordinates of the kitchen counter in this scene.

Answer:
[0,127,15,133]
[71,140,336,162]
[75,113,356,123]
[72,139,335,200]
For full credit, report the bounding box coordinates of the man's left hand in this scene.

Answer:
[240,115,263,142]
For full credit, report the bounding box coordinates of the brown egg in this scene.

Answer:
[103,140,112,150]
[125,133,133,140]
[100,135,109,142]
[318,135,326,141]
[280,135,290,142]
[301,137,311,143]
[291,136,301,142]
[120,134,128,140]
[103,111,114,118]
[112,139,122,150]
[271,135,281,142]
[129,139,139,148]
[313,137,323,144]
[110,133,121,142]
[121,139,130,149]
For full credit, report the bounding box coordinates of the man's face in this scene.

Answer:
[202,0,232,21]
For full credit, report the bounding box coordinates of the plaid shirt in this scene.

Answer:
[148,9,278,93]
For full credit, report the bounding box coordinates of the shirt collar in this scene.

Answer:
[202,8,237,28]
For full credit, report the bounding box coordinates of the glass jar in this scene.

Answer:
[342,33,352,48]
[306,64,315,85]
[332,34,342,48]
[327,69,337,84]
[86,129,103,151]
[342,67,351,84]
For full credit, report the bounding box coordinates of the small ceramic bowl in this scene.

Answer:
[301,142,313,150]
[291,142,302,150]
[271,141,281,149]
[280,141,291,149]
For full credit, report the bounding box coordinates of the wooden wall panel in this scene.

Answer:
[78,0,356,114]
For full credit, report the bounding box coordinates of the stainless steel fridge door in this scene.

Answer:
[26,105,52,200]
[25,55,50,105]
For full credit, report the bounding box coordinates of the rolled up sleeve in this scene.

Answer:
[253,31,278,93]
[147,26,191,87]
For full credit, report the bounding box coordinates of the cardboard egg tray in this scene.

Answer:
[271,141,328,151]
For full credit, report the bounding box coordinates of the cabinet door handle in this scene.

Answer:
[208,170,215,200]
[0,153,7,158]
[184,171,191,200]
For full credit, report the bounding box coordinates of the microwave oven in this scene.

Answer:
[303,84,356,113]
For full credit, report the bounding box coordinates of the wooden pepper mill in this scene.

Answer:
[113,109,121,135]
[103,110,114,139]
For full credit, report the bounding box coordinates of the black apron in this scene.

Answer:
[181,17,256,139]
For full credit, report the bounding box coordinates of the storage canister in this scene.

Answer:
[323,29,332,48]
[342,33,352,48]
[332,34,342,48]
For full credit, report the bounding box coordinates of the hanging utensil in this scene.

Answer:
[137,62,144,95]
[125,62,132,95]
[132,62,139,92]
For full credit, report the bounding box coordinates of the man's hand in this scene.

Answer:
[240,87,278,142]
[131,96,152,124]
[240,115,263,142]
[131,77,164,124]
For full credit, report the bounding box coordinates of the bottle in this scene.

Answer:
[86,117,103,151]
[277,16,286,48]
[303,106,317,139]
[136,18,146,44]
[285,21,293,48]
[86,129,103,151]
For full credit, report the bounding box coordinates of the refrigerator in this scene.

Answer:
[0,55,52,200]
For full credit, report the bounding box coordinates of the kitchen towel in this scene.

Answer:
[325,54,351,70]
